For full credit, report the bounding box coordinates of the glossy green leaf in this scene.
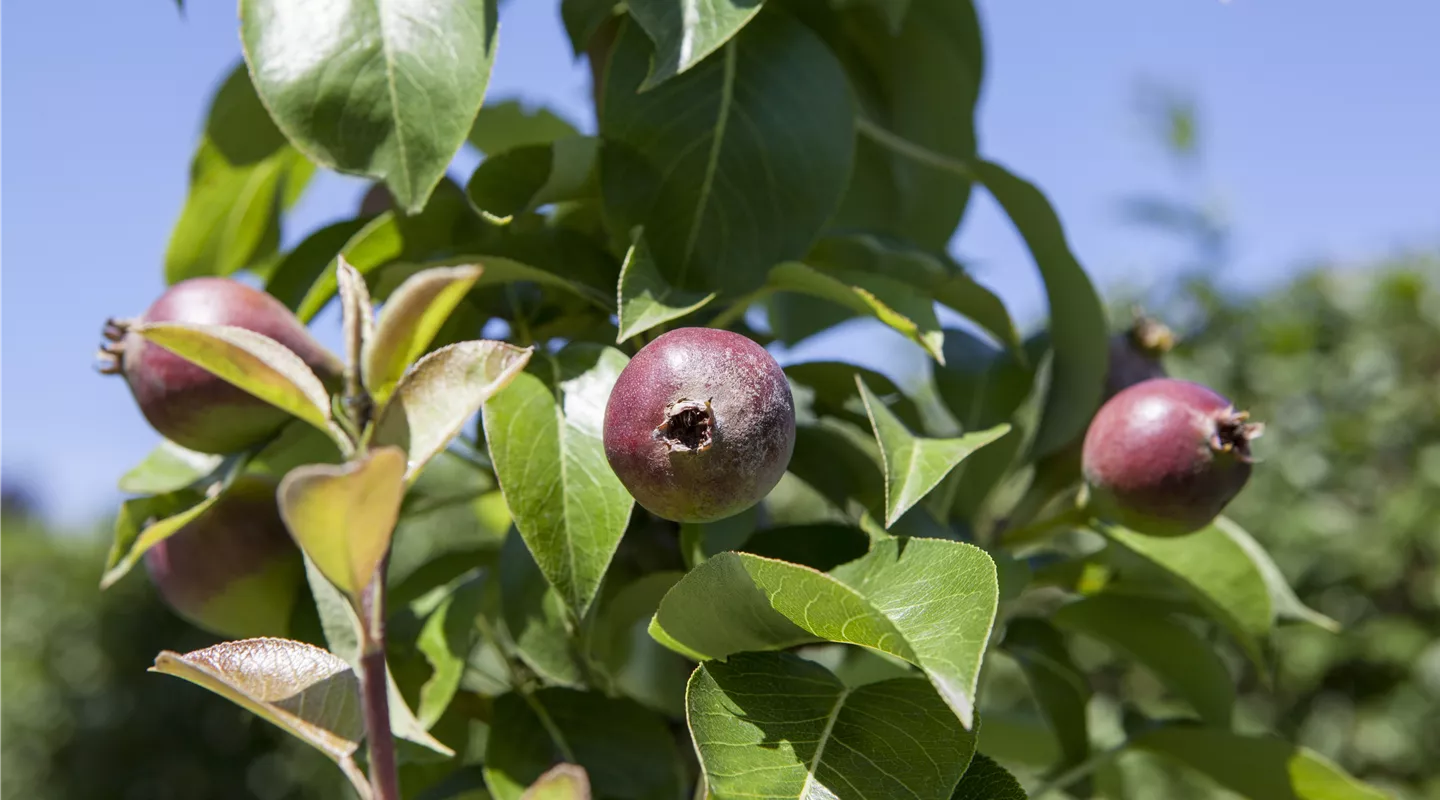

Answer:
[1100,521,1272,669]
[378,254,614,315]
[364,265,486,403]
[278,446,407,597]
[972,161,1108,458]
[166,64,312,283]
[627,0,764,90]
[950,753,1027,800]
[466,137,599,222]
[1216,516,1340,632]
[101,489,217,589]
[373,341,534,483]
[241,0,499,213]
[132,321,346,450]
[810,234,1019,352]
[498,530,585,687]
[483,689,684,800]
[651,536,998,728]
[615,227,716,342]
[856,375,1009,526]
[521,764,591,800]
[689,652,977,800]
[415,573,488,728]
[1001,619,1090,778]
[766,261,946,362]
[482,345,634,615]
[117,441,224,495]
[834,0,983,250]
[600,13,854,294]
[265,219,372,312]
[785,361,923,432]
[1053,594,1235,726]
[1130,726,1390,800]
[469,99,582,155]
[151,638,369,796]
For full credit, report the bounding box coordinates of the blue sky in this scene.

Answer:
[3,1,1437,526]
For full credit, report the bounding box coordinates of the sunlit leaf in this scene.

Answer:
[373,341,533,482]
[766,261,946,363]
[364,265,486,403]
[241,0,499,213]
[614,228,715,342]
[133,321,346,451]
[626,0,764,89]
[117,441,224,495]
[650,536,998,728]
[101,490,217,589]
[521,764,591,800]
[856,376,1009,526]
[150,638,369,796]
[278,446,407,596]
[1215,516,1340,632]
[689,652,976,800]
[950,753,1027,800]
[482,345,634,615]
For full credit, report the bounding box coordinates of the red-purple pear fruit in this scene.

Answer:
[604,328,796,523]
[143,476,303,638]
[359,183,395,217]
[99,277,343,454]
[1082,378,1263,537]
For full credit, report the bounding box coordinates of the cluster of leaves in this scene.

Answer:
[101,0,1402,798]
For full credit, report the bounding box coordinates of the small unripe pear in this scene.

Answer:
[143,476,303,638]
[1082,378,1262,537]
[604,328,795,523]
[99,277,342,454]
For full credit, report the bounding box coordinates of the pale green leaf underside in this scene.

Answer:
[134,322,345,450]
[651,537,998,728]
[482,346,635,615]
[615,228,716,342]
[241,0,498,213]
[101,491,219,589]
[855,375,1010,527]
[520,764,591,800]
[627,0,765,90]
[688,652,976,800]
[117,441,224,495]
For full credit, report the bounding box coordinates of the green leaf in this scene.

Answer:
[101,489,217,589]
[786,420,886,515]
[415,572,488,729]
[627,0,765,90]
[614,227,716,342]
[266,218,373,312]
[810,234,1019,352]
[498,530,586,687]
[784,361,923,432]
[561,0,618,54]
[469,99,582,155]
[1215,516,1340,632]
[1000,619,1090,778]
[166,63,312,283]
[132,321,346,450]
[335,257,376,384]
[600,13,855,294]
[688,652,977,800]
[466,137,599,222]
[1130,726,1390,800]
[378,255,614,314]
[950,753,1027,800]
[151,638,370,796]
[373,341,534,483]
[521,764,591,800]
[483,689,684,800]
[590,571,689,716]
[737,523,871,572]
[971,161,1108,458]
[241,0,499,213]
[292,179,474,322]
[1100,521,1273,669]
[855,375,1009,527]
[364,265,487,403]
[117,441,224,495]
[482,346,635,615]
[650,536,998,728]
[1053,594,1235,727]
[765,261,946,363]
[834,0,983,250]
[278,446,407,597]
